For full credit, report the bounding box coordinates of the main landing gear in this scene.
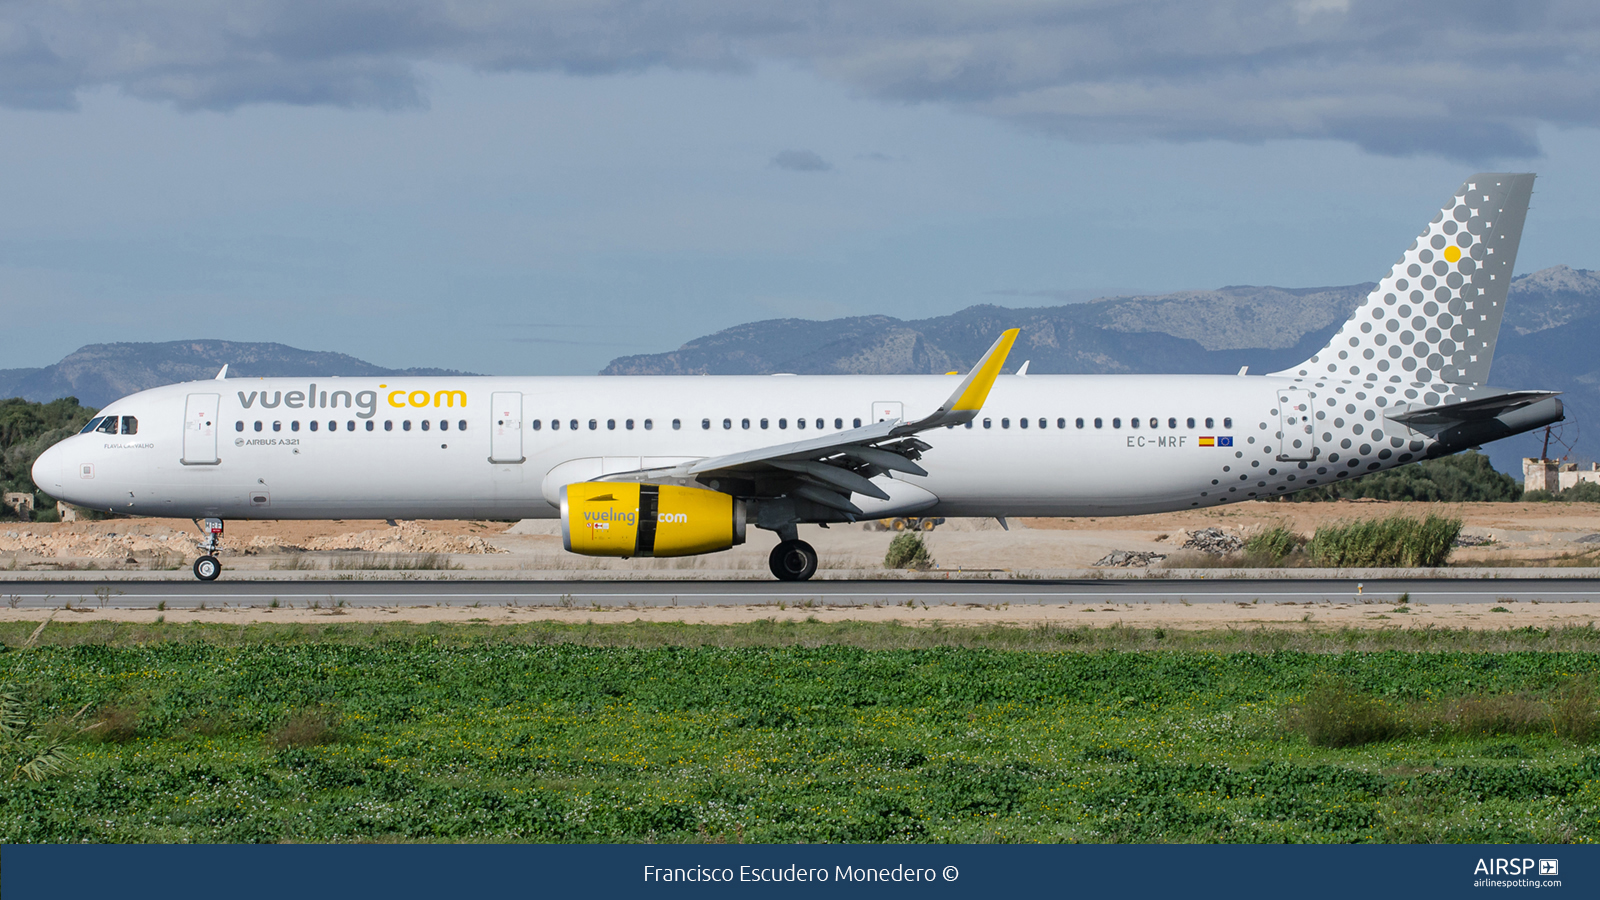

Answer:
[192,517,224,582]
[769,539,818,582]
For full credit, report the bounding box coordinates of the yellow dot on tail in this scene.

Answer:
[1444,245,1462,263]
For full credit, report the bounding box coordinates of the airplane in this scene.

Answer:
[32,173,1561,582]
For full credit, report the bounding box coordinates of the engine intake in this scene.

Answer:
[561,483,746,558]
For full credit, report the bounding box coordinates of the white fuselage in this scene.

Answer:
[33,372,1445,521]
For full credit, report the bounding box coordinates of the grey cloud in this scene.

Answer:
[771,149,832,172]
[3,1,1598,159]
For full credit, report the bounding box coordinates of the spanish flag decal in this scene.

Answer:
[1199,436,1215,447]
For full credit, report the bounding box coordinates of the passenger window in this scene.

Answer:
[702,419,711,430]
[625,419,634,430]
[1112,418,1121,428]
[1074,418,1083,429]
[1002,418,1011,429]
[310,421,319,432]
[403,421,412,431]
[120,416,138,435]
[983,418,992,429]
[853,418,861,428]
[815,419,823,430]
[1019,417,1028,429]
[551,419,561,430]
[1094,418,1103,428]
[588,419,597,431]
[291,421,300,432]
[234,421,243,432]
[349,421,357,431]
[1187,417,1195,428]
[607,419,615,430]
[1149,418,1158,428]
[434,420,445,431]
[1130,417,1138,429]
[834,418,843,429]
[531,419,542,431]
[458,420,466,431]
[95,417,118,434]
[570,419,578,431]
[272,421,282,432]
[1168,417,1177,429]
[964,422,973,429]
[366,421,375,432]
[1039,418,1047,429]
[779,418,788,429]
[644,419,653,430]
[254,421,263,432]
[1205,417,1214,428]
[1224,417,1233,428]
[760,418,768,429]
[722,418,732,430]
[328,421,337,431]
[742,418,750,430]
[384,421,393,431]
[797,418,806,430]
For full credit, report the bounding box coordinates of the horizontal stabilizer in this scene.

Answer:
[1385,390,1560,427]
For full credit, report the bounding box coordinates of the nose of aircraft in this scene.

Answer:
[30,441,66,498]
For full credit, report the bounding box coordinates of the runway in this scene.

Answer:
[4,578,1600,609]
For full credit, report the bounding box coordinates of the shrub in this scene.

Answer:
[884,533,933,570]
[1441,694,1548,737]
[1306,514,1462,567]
[1244,525,1303,565]
[84,705,141,743]
[1289,679,1402,748]
[1286,451,1520,502]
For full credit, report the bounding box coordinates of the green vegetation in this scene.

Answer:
[1243,524,1303,566]
[1306,514,1462,568]
[0,397,97,517]
[2,621,1598,843]
[1285,451,1521,502]
[884,532,933,570]
[1524,482,1600,503]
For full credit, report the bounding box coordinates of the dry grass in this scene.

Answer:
[271,707,341,748]
[83,704,141,743]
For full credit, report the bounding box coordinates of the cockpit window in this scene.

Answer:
[94,417,119,435]
[120,416,138,435]
[79,417,105,434]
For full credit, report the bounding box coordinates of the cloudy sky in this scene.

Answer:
[4,1,1600,374]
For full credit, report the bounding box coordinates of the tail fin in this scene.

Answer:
[1270,173,1535,386]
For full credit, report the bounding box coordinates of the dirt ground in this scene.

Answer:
[6,500,1600,577]
[4,600,1597,631]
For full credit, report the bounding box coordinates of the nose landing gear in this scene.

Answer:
[192,517,224,581]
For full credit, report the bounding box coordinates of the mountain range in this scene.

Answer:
[7,265,1598,478]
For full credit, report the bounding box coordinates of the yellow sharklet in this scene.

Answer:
[949,328,1019,412]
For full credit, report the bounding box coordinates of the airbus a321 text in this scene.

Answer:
[34,174,1562,581]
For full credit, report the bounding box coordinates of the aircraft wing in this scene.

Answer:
[597,328,1020,515]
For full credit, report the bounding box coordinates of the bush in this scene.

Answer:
[1289,679,1402,748]
[884,533,933,570]
[1244,525,1303,565]
[1526,481,1600,503]
[1306,514,1462,567]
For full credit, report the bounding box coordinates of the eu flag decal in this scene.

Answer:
[1217,436,1234,447]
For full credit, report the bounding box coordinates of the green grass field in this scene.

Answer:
[2,620,1599,843]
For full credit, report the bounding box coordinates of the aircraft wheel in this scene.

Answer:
[193,555,221,582]
[769,540,818,582]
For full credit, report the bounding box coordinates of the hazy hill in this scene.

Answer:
[604,266,1600,475]
[0,341,474,409]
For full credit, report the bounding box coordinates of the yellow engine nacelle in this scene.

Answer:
[561,482,746,558]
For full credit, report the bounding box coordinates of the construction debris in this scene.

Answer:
[1181,527,1244,555]
[1093,550,1167,568]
